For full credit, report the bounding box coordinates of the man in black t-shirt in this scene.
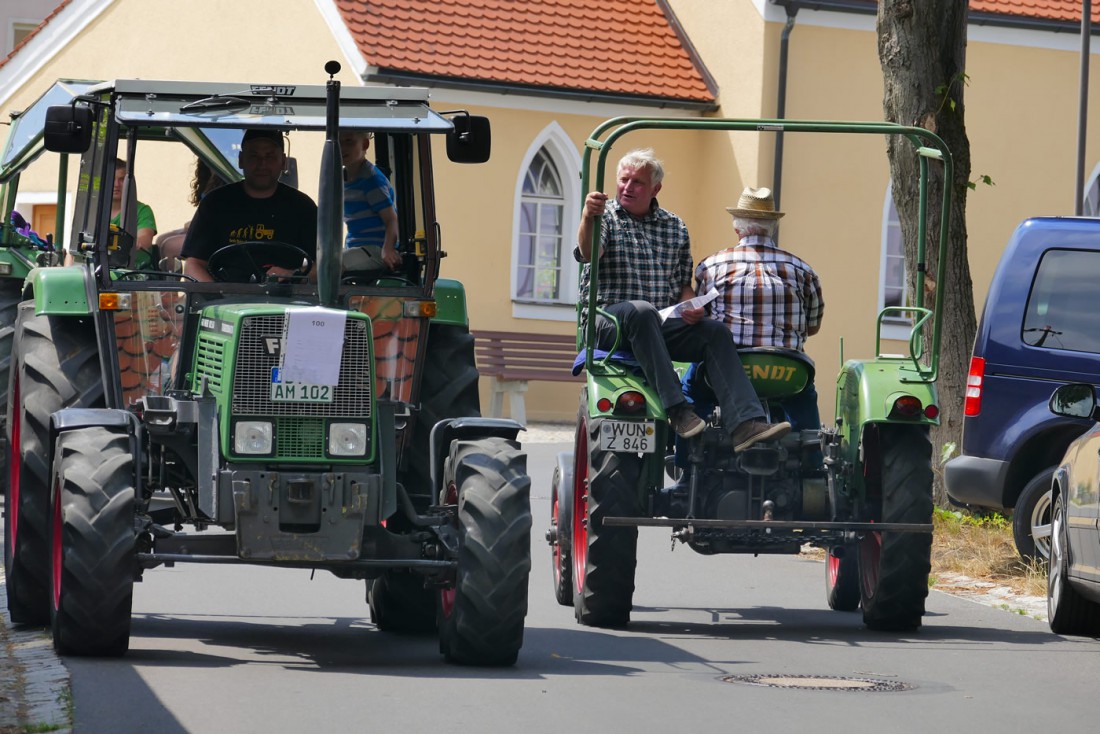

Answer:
[181,129,318,282]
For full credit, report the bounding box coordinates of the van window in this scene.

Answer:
[1022,249,1100,352]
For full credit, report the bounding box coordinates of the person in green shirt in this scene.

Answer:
[110,157,157,259]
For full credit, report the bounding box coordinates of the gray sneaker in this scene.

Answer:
[668,405,705,438]
[731,420,792,452]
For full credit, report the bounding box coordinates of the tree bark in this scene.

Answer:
[877,0,975,507]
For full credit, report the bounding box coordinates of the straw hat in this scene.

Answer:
[725,187,785,219]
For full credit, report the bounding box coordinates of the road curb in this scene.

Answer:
[0,569,71,733]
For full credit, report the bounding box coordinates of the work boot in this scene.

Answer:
[731,419,792,453]
[668,404,705,438]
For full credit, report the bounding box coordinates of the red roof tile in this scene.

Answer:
[0,1,71,72]
[971,0,1100,22]
[334,0,716,104]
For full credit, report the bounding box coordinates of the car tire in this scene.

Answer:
[1047,491,1100,635]
[1012,467,1054,563]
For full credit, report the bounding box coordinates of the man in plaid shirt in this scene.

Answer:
[576,150,790,451]
[694,186,824,430]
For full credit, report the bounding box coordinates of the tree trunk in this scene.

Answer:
[877,1,975,507]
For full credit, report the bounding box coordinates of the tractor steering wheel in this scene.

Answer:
[206,241,314,283]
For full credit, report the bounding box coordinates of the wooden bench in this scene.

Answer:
[473,330,583,425]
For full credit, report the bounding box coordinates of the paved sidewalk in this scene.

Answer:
[0,567,71,733]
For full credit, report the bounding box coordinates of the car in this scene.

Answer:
[943,217,1100,562]
[1045,383,1100,636]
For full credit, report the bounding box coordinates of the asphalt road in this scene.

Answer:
[3,433,1098,733]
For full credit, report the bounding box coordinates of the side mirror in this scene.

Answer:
[1049,383,1098,420]
[43,103,94,154]
[446,115,491,164]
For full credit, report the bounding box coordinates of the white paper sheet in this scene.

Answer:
[659,287,719,321]
[280,307,347,385]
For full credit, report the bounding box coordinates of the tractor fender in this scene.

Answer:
[26,265,91,315]
[428,416,522,495]
[48,408,142,496]
[584,370,665,419]
[430,278,469,327]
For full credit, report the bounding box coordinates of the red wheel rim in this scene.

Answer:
[551,489,563,587]
[50,479,62,611]
[571,422,588,595]
[438,479,459,618]
[827,553,841,588]
[7,373,19,556]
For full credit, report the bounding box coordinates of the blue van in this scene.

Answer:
[944,217,1100,561]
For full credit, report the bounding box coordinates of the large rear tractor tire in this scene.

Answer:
[859,424,933,632]
[5,308,104,624]
[367,571,437,634]
[1012,467,1054,564]
[1047,492,1100,635]
[549,451,574,606]
[438,438,531,666]
[573,416,640,628]
[402,323,480,508]
[825,546,860,612]
[0,280,24,490]
[49,426,135,656]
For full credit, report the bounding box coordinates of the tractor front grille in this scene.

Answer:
[231,314,372,418]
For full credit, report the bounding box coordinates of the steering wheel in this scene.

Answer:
[206,241,314,283]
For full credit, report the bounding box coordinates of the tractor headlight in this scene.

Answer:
[329,423,368,456]
[234,421,273,454]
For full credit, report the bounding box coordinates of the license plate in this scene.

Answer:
[598,420,656,453]
[270,367,334,403]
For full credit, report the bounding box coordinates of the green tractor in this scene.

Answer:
[3,64,532,666]
[0,81,101,472]
[548,117,950,631]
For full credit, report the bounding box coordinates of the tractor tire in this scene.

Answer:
[367,571,437,634]
[438,438,531,666]
[402,323,480,508]
[49,426,135,656]
[0,280,23,489]
[1012,467,1055,564]
[5,308,104,624]
[1047,492,1100,635]
[825,547,861,612]
[573,417,640,628]
[859,424,933,632]
[550,451,574,606]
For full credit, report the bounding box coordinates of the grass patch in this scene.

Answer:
[931,508,1047,597]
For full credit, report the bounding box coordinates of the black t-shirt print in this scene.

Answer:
[180,182,318,262]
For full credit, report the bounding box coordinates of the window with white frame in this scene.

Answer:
[511,123,580,321]
[879,184,911,339]
[517,149,565,301]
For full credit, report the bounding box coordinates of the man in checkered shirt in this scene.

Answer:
[694,186,825,430]
[576,150,790,452]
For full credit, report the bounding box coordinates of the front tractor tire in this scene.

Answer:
[859,424,933,632]
[5,307,104,624]
[573,417,640,629]
[49,426,136,657]
[0,279,24,488]
[438,438,531,666]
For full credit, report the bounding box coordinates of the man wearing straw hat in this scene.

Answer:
[694,186,825,431]
[576,150,790,452]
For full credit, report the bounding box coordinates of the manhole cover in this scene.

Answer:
[722,674,912,692]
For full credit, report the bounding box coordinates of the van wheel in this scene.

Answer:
[1013,467,1054,563]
